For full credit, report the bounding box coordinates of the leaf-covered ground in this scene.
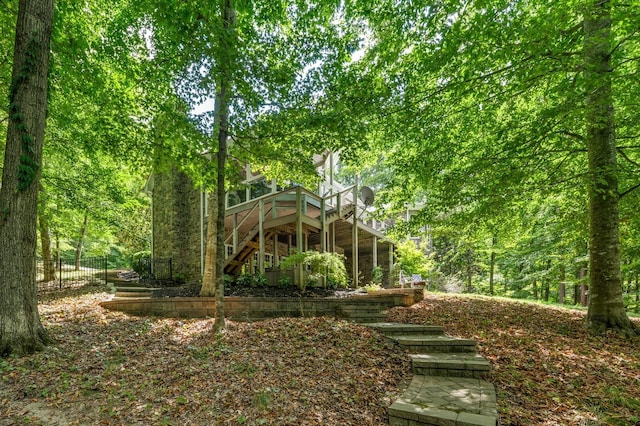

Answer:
[3,289,640,425]
[389,294,640,426]
[1,286,410,425]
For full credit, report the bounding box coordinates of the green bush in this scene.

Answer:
[236,274,254,287]
[236,273,267,287]
[395,240,434,285]
[280,251,348,290]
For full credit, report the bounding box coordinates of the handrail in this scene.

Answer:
[224,201,260,244]
[226,185,324,216]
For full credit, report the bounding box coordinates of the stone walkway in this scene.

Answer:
[367,323,499,426]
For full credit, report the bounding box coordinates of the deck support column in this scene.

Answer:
[296,187,304,286]
[352,177,359,287]
[232,213,238,253]
[389,243,394,287]
[259,199,265,274]
[373,236,378,269]
[273,233,279,268]
[320,198,328,287]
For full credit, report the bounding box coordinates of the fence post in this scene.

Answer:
[104,255,108,286]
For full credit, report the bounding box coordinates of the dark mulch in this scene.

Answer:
[151,284,353,298]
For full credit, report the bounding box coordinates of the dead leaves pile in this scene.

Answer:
[1,288,410,426]
[389,294,640,426]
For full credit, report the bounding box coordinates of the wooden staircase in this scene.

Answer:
[325,203,354,225]
[224,224,275,275]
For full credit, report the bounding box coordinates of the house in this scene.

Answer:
[145,152,395,287]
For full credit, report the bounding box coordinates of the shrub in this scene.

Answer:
[279,251,348,290]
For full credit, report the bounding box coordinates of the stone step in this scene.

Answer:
[366,322,445,337]
[391,335,477,354]
[388,375,498,426]
[337,306,390,314]
[114,286,158,298]
[347,315,389,324]
[342,311,389,323]
[410,353,492,379]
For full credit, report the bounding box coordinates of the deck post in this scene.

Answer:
[232,213,238,252]
[273,233,279,268]
[389,243,394,287]
[373,236,378,269]
[352,176,359,287]
[296,187,304,286]
[320,198,327,287]
[320,198,326,253]
[259,199,265,274]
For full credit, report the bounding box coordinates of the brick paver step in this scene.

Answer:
[410,353,492,379]
[391,334,477,354]
[366,322,445,336]
[388,375,498,426]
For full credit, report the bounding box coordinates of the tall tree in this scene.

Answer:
[583,0,633,335]
[201,0,236,334]
[131,0,357,327]
[0,0,54,356]
[339,0,638,334]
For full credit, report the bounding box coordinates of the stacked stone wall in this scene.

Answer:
[152,170,202,282]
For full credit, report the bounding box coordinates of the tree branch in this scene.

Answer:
[557,130,585,141]
[610,27,639,57]
[620,182,640,199]
[617,147,640,168]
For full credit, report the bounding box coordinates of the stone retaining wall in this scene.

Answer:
[99,288,423,321]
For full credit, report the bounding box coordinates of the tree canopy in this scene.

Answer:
[1,0,639,354]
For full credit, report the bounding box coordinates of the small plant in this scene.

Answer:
[254,274,267,287]
[236,274,253,287]
[232,361,257,377]
[253,389,274,410]
[363,283,383,293]
[278,276,291,287]
[224,274,234,286]
[371,266,383,285]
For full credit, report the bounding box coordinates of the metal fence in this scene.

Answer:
[37,256,108,292]
[131,257,175,284]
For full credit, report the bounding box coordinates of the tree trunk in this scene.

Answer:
[201,191,218,296]
[532,279,538,300]
[578,267,586,305]
[75,213,89,271]
[489,235,496,296]
[635,276,639,313]
[583,0,635,335]
[39,214,56,282]
[543,280,550,302]
[201,0,236,333]
[558,264,566,305]
[465,249,472,292]
[543,260,551,302]
[0,0,54,356]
